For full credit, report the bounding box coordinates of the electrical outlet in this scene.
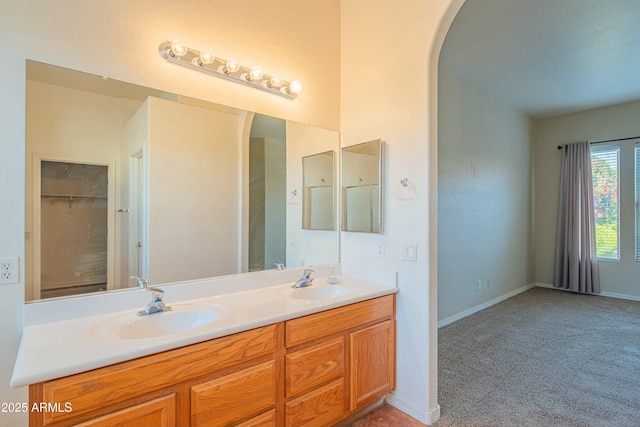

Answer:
[0,257,20,285]
[377,242,385,258]
[477,279,482,291]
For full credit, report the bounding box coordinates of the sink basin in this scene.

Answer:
[91,303,227,340]
[287,285,352,301]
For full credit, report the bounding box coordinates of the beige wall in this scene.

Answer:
[147,97,242,283]
[0,1,339,425]
[438,68,534,321]
[534,100,640,298]
[341,0,461,423]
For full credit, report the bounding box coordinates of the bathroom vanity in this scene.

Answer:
[15,272,396,427]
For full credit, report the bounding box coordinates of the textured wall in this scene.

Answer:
[438,68,533,321]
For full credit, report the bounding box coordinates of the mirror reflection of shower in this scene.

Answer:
[248,114,287,271]
[341,139,384,233]
[302,150,335,231]
[39,161,109,299]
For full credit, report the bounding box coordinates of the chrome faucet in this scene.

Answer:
[292,269,314,288]
[131,276,171,316]
[131,276,149,288]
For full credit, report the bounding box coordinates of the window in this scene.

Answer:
[591,146,619,259]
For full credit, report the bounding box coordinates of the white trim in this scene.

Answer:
[535,282,640,302]
[438,283,537,329]
[385,393,441,425]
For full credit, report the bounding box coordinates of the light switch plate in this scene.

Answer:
[402,245,417,262]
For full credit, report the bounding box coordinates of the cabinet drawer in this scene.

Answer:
[38,325,276,426]
[285,337,344,397]
[285,295,394,347]
[191,360,276,427]
[235,409,276,427]
[285,379,345,427]
[72,394,176,427]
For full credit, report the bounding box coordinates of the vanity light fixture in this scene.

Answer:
[158,40,302,99]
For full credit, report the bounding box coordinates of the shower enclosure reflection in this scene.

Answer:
[341,139,384,233]
[38,162,110,299]
[302,151,335,231]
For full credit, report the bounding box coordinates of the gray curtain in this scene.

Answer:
[553,141,600,293]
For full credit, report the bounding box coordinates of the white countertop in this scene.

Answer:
[11,273,396,387]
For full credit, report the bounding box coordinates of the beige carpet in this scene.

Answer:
[436,287,640,426]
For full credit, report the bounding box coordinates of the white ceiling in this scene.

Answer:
[439,0,640,118]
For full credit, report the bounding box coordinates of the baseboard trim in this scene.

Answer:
[535,282,640,302]
[385,393,441,425]
[438,283,536,329]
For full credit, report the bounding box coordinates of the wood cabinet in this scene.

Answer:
[30,324,280,427]
[350,320,395,410]
[284,295,395,426]
[29,295,395,427]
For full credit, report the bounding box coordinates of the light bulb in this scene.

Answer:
[249,66,264,81]
[199,51,215,65]
[170,40,188,57]
[269,76,283,88]
[288,80,303,95]
[225,57,240,73]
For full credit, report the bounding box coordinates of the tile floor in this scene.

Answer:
[348,404,429,427]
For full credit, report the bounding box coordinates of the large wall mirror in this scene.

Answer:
[25,60,339,302]
[341,139,384,233]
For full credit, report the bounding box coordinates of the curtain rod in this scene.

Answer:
[557,136,640,150]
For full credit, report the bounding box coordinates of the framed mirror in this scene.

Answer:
[25,60,339,301]
[302,151,335,231]
[341,139,384,233]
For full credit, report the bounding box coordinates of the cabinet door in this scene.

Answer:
[73,394,176,427]
[285,379,344,427]
[191,360,276,426]
[349,320,395,411]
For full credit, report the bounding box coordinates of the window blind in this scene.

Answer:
[591,146,619,259]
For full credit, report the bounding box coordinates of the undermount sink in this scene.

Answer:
[287,284,352,301]
[91,303,227,340]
